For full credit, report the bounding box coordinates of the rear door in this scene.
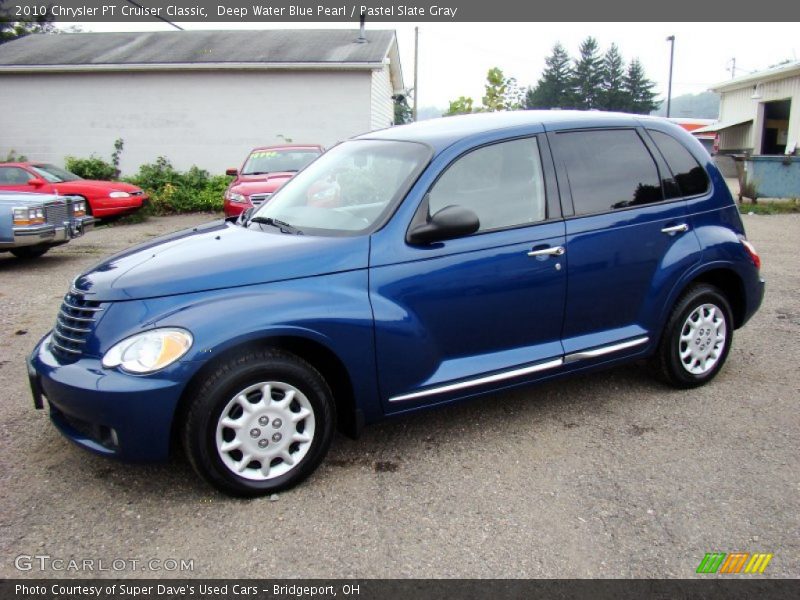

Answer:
[549,127,701,359]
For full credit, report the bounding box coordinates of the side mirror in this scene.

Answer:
[225,168,238,177]
[407,205,480,245]
[236,206,255,225]
[28,179,44,187]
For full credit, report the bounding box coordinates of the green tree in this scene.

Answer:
[392,93,413,125]
[571,37,604,109]
[525,42,574,109]
[624,58,659,114]
[481,67,523,112]
[444,96,475,116]
[600,43,627,111]
[1,10,57,43]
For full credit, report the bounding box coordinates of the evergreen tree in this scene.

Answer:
[392,94,412,125]
[624,58,659,114]
[571,37,604,109]
[600,43,627,111]
[525,42,573,109]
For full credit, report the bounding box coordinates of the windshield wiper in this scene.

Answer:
[247,171,271,175]
[249,216,303,235]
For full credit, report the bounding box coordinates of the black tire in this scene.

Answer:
[652,284,734,389]
[10,245,50,259]
[182,348,335,497]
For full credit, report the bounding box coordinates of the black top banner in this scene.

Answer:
[0,0,797,22]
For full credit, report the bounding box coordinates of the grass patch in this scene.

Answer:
[739,201,800,215]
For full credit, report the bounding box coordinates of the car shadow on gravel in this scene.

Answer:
[38,362,670,500]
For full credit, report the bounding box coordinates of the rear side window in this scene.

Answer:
[553,129,663,215]
[648,130,710,197]
[428,137,546,232]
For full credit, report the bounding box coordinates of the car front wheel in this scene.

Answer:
[183,348,335,496]
[653,284,733,388]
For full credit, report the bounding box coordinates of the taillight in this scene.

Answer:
[741,238,761,270]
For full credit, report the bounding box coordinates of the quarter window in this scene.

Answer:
[554,129,664,215]
[649,130,710,197]
[427,137,546,232]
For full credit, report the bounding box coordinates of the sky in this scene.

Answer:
[66,21,800,111]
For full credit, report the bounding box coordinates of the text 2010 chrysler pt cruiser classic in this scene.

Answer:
[29,112,764,496]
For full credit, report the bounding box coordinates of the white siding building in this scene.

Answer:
[0,30,404,174]
[698,61,800,156]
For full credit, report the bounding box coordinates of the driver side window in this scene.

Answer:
[428,137,546,232]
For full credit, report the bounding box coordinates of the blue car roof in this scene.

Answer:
[358,110,687,153]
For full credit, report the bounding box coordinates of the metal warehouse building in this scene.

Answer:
[698,61,800,156]
[0,29,404,174]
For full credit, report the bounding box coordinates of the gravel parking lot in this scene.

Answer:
[1,213,798,578]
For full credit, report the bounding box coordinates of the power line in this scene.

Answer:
[125,0,183,31]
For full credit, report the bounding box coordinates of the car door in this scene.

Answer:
[370,135,567,411]
[548,127,701,359]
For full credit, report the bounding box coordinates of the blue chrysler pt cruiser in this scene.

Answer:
[29,112,764,496]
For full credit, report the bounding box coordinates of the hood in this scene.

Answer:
[232,173,295,195]
[74,220,370,302]
[60,180,143,193]
[0,191,62,206]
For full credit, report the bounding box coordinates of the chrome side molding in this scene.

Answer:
[389,336,650,403]
[563,336,649,364]
[389,357,564,403]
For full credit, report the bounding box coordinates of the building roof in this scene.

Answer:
[0,29,397,70]
[709,60,800,93]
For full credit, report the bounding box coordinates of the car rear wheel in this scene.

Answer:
[183,348,335,496]
[10,245,50,259]
[652,284,733,388]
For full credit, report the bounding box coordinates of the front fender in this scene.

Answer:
[92,270,381,424]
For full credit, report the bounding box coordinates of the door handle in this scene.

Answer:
[527,246,565,258]
[661,223,689,235]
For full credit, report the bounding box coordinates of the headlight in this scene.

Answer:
[73,200,86,217]
[225,191,246,203]
[102,328,193,374]
[13,206,45,226]
[108,191,131,198]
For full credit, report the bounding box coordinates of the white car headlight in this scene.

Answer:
[108,191,131,198]
[102,328,193,374]
[226,191,246,203]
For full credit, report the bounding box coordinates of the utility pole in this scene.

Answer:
[666,35,675,118]
[730,57,736,79]
[413,26,419,122]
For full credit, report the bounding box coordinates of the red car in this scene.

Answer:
[223,145,323,217]
[0,162,148,218]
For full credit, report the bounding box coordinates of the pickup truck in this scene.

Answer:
[0,191,94,259]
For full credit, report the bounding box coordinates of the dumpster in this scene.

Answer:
[733,154,800,202]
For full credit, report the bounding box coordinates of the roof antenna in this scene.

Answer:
[355,12,368,44]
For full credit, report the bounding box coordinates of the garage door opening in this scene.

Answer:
[760,98,791,155]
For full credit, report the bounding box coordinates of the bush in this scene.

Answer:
[127,157,228,214]
[65,155,116,180]
[2,149,28,162]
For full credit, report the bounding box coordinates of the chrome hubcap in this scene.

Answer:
[215,381,315,481]
[679,303,727,375]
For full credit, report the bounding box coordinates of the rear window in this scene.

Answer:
[553,129,663,215]
[648,130,710,197]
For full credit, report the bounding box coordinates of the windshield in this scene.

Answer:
[241,149,321,175]
[248,140,430,235]
[32,164,82,183]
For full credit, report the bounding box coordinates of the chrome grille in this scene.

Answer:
[44,202,69,226]
[250,193,272,207]
[51,290,103,359]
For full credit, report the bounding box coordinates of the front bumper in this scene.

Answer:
[2,216,95,249]
[28,334,191,461]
